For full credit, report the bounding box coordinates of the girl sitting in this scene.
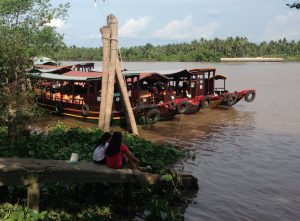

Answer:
[105,132,139,170]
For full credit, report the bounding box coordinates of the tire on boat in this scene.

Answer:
[169,100,177,108]
[226,94,238,106]
[186,102,200,114]
[177,100,189,114]
[145,108,160,124]
[244,90,256,102]
[200,96,211,108]
[55,102,63,114]
[82,104,90,116]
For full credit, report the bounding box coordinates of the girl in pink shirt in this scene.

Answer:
[105,132,139,169]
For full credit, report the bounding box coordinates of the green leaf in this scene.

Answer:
[160,174,173,182]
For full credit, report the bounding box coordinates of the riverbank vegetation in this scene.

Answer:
[0,0,69,142]
[54,37,300,62]
[0,123,190,220]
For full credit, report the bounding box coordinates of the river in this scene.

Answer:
[45,62,300,221]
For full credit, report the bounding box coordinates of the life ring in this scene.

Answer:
[145,108,160,124]
[200,96,211,108]
[226,94,238,106]
[244,90,256,102]
[82,104,89,116]
[55,102,63,114]
[177,100,189,114]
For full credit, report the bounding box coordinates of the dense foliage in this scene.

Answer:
[0,123,185,169]
[55,37,300,62]
[0,0,69,141]
[0,123,188,220]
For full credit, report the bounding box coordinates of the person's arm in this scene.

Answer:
[125,149,139,164]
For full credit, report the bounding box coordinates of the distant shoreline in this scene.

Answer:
[221,57,284,62]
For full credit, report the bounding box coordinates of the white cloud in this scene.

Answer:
[153,15,219,40]
[263,12,300,41]
[119,16,150,38]
[48,18,69,29]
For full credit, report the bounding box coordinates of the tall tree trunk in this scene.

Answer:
[7,98,18,143]
[98,25,111,130]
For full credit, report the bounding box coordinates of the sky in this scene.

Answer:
[51,0,300,48]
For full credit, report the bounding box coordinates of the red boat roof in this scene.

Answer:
[63,71,102,78]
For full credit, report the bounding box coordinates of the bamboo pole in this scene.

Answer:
[101,14,139,134]
[103,15,117,132]
[98,25,111,130]
[115,57,139,135]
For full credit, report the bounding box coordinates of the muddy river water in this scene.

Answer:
[37,62,300,221]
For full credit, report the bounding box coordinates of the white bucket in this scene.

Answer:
[70,153,79,162]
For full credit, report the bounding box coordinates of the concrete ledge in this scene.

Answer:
[221,57,284,62]
[0,157,198,211]
[0,157,159,186]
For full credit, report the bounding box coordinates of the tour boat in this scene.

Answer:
[30,64,176,125]
[164,68,256,113]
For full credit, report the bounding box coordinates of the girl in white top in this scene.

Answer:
[93,132,111,165]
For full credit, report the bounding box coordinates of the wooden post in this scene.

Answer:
[98,25,111,130]
[115,58,139,135]
[123,183,133,214]
[101,14,139,134]
[0,186,9,203]
[27,177,40,211]
[103,15,118,132]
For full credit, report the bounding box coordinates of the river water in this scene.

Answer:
[49,62,300,221]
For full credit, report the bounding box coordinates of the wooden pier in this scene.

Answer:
[0,157,197,211]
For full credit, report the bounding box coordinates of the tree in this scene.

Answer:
[287,1,300,9]
[0,0,69,141]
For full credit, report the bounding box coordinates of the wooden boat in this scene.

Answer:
[30,65,176,125]
[33,57,58,66]
[207,73,256,106]
[164,68,256,113]
[124,71,177,122]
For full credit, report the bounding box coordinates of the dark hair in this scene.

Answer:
[105,132,122,156]
[94,132,111,149]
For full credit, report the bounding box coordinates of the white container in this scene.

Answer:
[70,153,79,162]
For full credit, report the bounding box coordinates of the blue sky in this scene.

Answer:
[51,0,300,47]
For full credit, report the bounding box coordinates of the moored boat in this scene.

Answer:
[30,65,177,125]
[164,68,256,112]
[209,73,256,106]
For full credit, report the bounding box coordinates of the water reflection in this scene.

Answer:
[139,108,255,147]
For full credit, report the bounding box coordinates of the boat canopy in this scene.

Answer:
[63,71,102,78]
[189,68,216,72]
[211,74,227,80]
[32,57,58,66]
[124,71,170,82]
[29,72,102,81]
[163,69,191,78]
